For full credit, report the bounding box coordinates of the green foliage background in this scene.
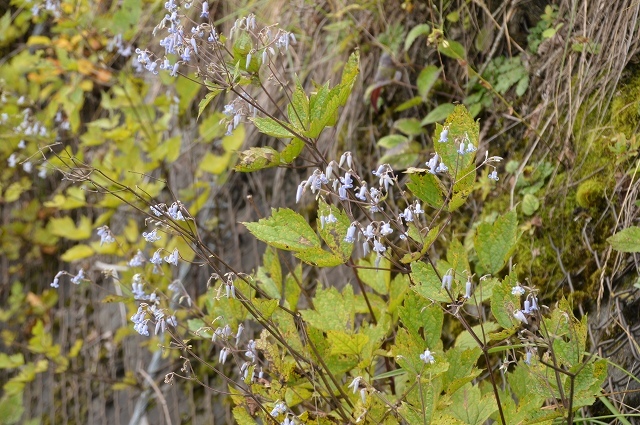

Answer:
[0,0,639,424]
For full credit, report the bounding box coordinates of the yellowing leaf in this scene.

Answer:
[60,244,94,262]
[48,216,92,240]
[27,35,51,46]
[77,59,94,76]
[200,152,232,175]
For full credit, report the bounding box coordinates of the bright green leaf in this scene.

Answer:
[607,226,640,252]
[404,23,431,51]
[198,88,223,119]
[411,261,451,303]
[280,138,305,164]
[490,271,521,329]
[393,118,423,136]
[378,134,408,149]
[395,96,423,112]
[522,193,540,216]
[474,210,518,274]
[301,286,355,332]
[421,103,456,125]
[406,171,446,209]
[417,65,441,99]
[251,116,296,138]
[243,208,319,251]
[438,39,466,60]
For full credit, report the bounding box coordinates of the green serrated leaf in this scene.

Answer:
[243,208,319,251]
[443,347,482,395]
[490,271,521,329]
[399,293,443,348]
[336,50,360,106]
[198,88,222,119]
[327,330,369,356]
[0,353,24,369]
[252,298,279,319]
[447,383,497,425]
[294,247,344,267]
[357,255,390,294]
[317,198,353,261]
[232,406,257,425]
[308,83,334,138]
[288,80,310,130]
[251,116,296,138]
[516,74,529,96]
[404,23,431,51]
[607,226,640,252]
[406,172,446,209]
[301,286,355,332]
[474,210,518,274]
[280,138,305,163]
[411,261,451,303]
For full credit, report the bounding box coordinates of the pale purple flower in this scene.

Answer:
[339,152,353,169]
[436,162,448,173]
[167,202,185,220]
[464,278,472,298]
[150,249,163,268]
[164,248,179,266]
[340,172,353,189]
[270,401,287,417]
[96,225,115,246]
[129,250,146,267]
[338,185,348,200]
[439,127,449,143]
[511,284,526,296]
[143,228,161,242]
[219,347,229,364]
[441,273,453,291]
[380,222,393,236]
[488,170,499,181]
[70,268,85,285]
[466,142,477,153]
[51,271,64,288]
[399,207,413,222]
[420,348,435,364]
[344,223,356,243]
[348,376,362,393]
[355,184,368,201]
[513,310,528,325]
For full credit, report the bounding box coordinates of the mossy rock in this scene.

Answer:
[610,72,640,138]
[576,179,605,209]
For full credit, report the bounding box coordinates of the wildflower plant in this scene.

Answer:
[3,2,624,424]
